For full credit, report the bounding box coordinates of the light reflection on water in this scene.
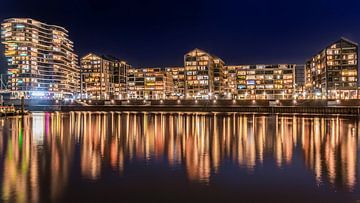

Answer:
[0,112,359,203]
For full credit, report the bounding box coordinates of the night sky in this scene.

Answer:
[1,0,360,69]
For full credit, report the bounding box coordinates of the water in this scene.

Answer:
[0,112,359,203]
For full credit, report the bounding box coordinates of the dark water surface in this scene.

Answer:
[0,112,360,203]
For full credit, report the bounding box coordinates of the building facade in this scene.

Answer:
[305,38,358,99]
[80,53,129,100]
[1,18,79,99]
[165,67,185,98]
[223,65,239,99]
[225,64,296,100]
[213,57,225,98]
[127,67,173,100]
[184,49,222,99]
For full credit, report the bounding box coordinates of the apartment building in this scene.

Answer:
[165,66,185,98]
[305,38,358,99]
[80,53,129,100]
[184,49,224,99]
[225,64,296,99]
[127,67,173,100]
[1,18,79,99]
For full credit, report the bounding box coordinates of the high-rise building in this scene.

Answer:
[80,53,130,100]
[225,64,296,100]
[184,49,224,99]
[165,66,185,98]
[127,67,173,100]
[305,38,358,99]
[1,18,79,99]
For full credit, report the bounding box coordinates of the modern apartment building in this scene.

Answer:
[127,67,173,100]
[1,18,79,99]
[305,38,358,99]
[165,66,185,98]
[225,64,296,100]
[184,49,224,99]
[80,53,129,100]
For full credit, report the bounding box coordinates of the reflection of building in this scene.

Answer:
[127,67,173,100]
[80,53,130,100]
[225,64,296,99]
[184,49,224,99]
[1,18,79,99]
[1,113,74,203]
[305,38,358,99]
[80,113,106,179]
[1,112,358,197]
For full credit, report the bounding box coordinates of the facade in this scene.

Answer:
[112,60,130,100]
[225,64,296,100]
[213,57,225,98]
[184,49,223,99]
[127,67,173,100]
[2,21,358,103]
[1,18,79,99]
[305,38,358,99]
[223,65,239,99]
[165,66,185,98]
[80,53,129,100]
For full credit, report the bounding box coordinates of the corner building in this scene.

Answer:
[305,38,358,99]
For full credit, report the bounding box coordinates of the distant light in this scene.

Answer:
[31,91,46,97]
[15,24,25,28]
[252,100,256,104]
[177,99,181,104]
[232,99,236,104]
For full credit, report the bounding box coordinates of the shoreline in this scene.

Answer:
[24,105,360,116]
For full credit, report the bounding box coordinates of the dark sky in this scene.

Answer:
[1,0,360,68]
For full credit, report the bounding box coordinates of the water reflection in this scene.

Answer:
[1,113,75,203]
[0,112,358,203]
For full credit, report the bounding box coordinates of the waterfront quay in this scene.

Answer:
[5,99,360,115]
